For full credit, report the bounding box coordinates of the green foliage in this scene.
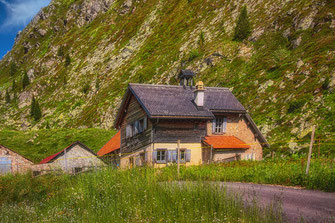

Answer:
[30,96,42,121]
[65,54,71,67]
[198,31,205,48]
[57,46,65,57]
[22,71,30,90]
[188,49,201,62]
[95,77,100,91]
[82,82,90,94]
[11,79,17,91]
[9,62,17,76]
[287,99,305,113]
[0,168,282,222]
[0,128,115,162]
[5,90,10,104]
[233,6,252,41]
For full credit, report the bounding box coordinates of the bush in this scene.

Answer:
[82,82,90,94]
[233,6,252,41]
[5,90,10,104]
[287,100,305,113]
[9,62,17,76]
[65,54,71,67]
[22,71,30,90]
[30,96,42,121]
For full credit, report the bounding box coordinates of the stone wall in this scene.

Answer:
[206,113,263,160]
[0,145,33,174]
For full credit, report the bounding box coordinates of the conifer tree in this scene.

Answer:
[30,96,36,117]
[34,100,42,121]
[5,90,10,104]
[233,6,252,41]
[22,71,30,89]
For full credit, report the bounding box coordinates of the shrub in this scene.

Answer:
[287,100,305,113]
[9,62,17,76]
[82,82,90,94]
[65,54,71,67]
[188,49,201,62]
[5,90,10,104]
[22,71,30,90]
[233,6,252,41]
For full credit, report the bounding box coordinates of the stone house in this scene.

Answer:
[113,70,269,168]
[97,131,121,167]
[38,141,106,174]
[0,144,33,175]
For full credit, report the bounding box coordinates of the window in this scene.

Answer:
[74,167,82,174]
[213,117,227,133]
[126,117,147,139]
[157,150,167,163]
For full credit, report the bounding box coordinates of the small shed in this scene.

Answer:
[0,145,33,175]
[97,131,120,167]
[39,141,106,174]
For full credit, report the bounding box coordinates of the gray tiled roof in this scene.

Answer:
[129,84,246,118]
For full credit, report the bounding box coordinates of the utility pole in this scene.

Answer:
[177,140,180,178]
[306,125,316,175]
[210,145,213,164]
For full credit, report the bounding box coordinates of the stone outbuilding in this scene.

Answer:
[38,141,106,174]
[0,145,33,175]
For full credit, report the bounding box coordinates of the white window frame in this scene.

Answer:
[157,149,167,163]
[215,117,223,133]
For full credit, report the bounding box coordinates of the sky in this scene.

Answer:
[0,0,51,59]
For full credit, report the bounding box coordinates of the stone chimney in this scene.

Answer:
[194,81,205,107]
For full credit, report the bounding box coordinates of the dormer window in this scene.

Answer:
[212,117,227,133]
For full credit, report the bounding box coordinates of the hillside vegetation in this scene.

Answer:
[0,0,334,156]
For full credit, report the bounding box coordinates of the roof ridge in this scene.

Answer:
[129,83,230,90]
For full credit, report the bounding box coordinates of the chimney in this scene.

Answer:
[194,81,205,107]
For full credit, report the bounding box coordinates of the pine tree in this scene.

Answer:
[95,77,100,91]
[5,90,10,104]
[30,96,42,121]
[30,96,36,117]
[34,100,42,121]
[22,71,30,89]
[233,6,252,41]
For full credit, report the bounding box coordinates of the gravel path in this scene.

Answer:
[223,182,335,222]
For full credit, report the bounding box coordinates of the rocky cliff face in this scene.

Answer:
[0,0,334,155]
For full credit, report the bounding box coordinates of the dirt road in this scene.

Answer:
[223,182,335,222]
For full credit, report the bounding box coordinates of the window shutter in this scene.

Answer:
[134,121,139,134]
[166,150,172,162]
[126,125,131,138]
[172,150,177,162]
[223,117,227,132]
[143,117,147,130]
[212,119,216,133]
[185,149,191,162]
[152,150,157,163]
[135,157,141,166]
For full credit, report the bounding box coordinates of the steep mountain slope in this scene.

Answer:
[0,0,334,156]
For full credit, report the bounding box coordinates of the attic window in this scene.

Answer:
[126,117,147,138]
[213,117,227,133]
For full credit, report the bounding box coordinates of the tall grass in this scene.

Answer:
[159,158,335,192]
[0,168,282,223]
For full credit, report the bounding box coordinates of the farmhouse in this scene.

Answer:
[0,145,33,175]
[97,131,121,167]
[114,70,269,168]
[38,141,106,174]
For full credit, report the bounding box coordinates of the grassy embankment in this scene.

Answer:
[0,128,115,163]
[0,167,282,223]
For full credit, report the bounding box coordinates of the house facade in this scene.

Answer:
[0,145,33,175]
[114,70,269,168]
[37,141,106,174]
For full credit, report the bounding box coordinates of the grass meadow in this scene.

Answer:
[0,158,334,222]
